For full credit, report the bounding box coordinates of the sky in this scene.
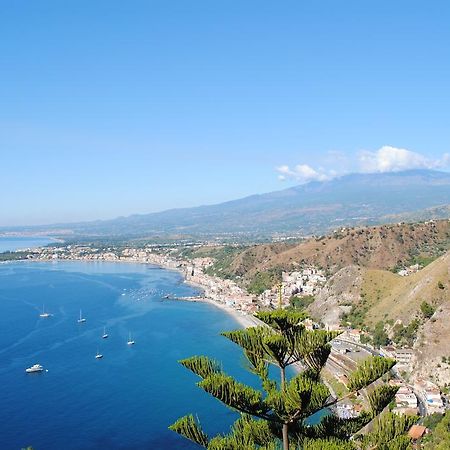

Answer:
[1,0,449,226]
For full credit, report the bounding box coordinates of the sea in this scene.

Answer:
[0,239,326,449]
[0,236,56,253]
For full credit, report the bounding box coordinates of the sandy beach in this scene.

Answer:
[173,289,262,329]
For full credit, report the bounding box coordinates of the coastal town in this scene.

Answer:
[5,241,448,430]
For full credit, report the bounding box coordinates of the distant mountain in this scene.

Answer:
[4,169,450,239]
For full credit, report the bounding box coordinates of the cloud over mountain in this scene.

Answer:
[359,146,450,173]
[276,164,334,183]
[277,146,450,182]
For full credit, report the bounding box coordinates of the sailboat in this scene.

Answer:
[127,332,135,345]
[102,326,109,339]
[95,348,103,359]
[39,304,51,318]
[77,309,86,323]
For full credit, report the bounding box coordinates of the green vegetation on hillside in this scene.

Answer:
[423,412,450,449]
[372,321,389,347]
[423,413,444,431]
[191,246,244,280]
[341,303,369,329]
[392,320,420,347]
[420,301,435,319]
[0,251,29,261]
[289,295,315,310]
[246,267,283,295]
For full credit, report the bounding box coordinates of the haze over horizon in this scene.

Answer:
[1,168,449,230]
[2,1,450,226]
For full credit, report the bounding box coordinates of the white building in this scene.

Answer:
[395,386,418,408]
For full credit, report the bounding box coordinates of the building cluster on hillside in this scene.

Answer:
[339,328,366,344]
[335,402,364,419]
[380,346,414,368]
[414,379,445,415]
[389,379,419,416]
[182,258,257,313]
[397,264,421,277]
[259,267,326,308]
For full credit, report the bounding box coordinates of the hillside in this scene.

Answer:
[308,251,450,385]
[198,218,450,385]
[312,250,448,327]
[3,169,450,239]
[224,219,450,285]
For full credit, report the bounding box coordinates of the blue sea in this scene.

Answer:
[0,236,55,253]
[0,258,327,449]
[0,260,259,450]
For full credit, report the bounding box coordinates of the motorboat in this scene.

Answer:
[26,364,44,373]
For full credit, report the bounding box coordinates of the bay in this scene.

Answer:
[0,261,254,449]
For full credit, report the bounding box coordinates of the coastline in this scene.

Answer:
[175,281,263,329]
[145,261,263,329]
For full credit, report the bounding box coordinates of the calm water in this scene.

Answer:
[0,236,55,252]
[0,260,258,450]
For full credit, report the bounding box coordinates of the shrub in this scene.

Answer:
[420,301,435,319]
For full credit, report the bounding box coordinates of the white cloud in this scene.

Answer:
[358,146,449,173]
[276,164,332,183]
[277,146,450,184]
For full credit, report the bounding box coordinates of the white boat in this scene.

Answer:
[95,349,103,359]
[77,309,86,323]
[26,364,44,373]
[127,332,135,345]
[102,326,108,339]
[39,305,51,318]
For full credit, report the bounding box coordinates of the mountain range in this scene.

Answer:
[4,169,450,240]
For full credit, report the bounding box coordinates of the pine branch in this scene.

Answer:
[360,413,415,449]
[367,385,399,418]
[292,330,341,372]
[198,373,272,419]
[222,327,275,366]
[168,414,209,447]
[283,371,330,420]
[256,310,307,332]
[300,437,355,450]
[208,414,278,450]
[309,412,373,441]
[347,356,396,392]
[179,356,222,379]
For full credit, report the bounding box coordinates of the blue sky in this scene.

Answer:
[1,0,449,226]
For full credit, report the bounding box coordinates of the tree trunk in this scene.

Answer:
[282,423,289,450]
[280,366,289,450]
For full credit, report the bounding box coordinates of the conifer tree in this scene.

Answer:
[170,310,412,449]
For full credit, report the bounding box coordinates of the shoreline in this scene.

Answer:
[174,284,263,329]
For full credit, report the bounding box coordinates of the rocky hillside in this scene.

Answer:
[226,219,450,285]
[308,266,364,328]
[307,250,449,386]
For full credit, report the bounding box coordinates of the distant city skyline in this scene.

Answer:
[1,1,449,226]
